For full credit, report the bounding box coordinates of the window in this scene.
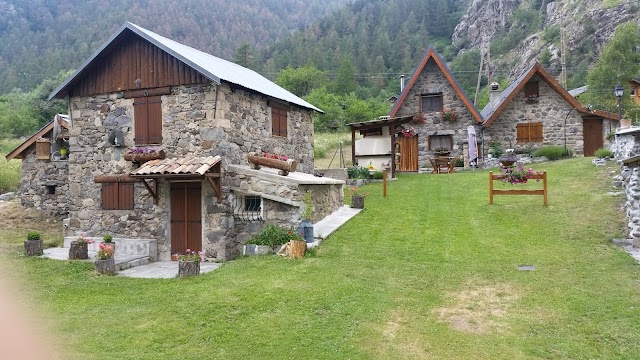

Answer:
[271,101,290,137]
[631,87,637,96]
[428,135,453,150]
[516,122,543,143]
[134,96,163,145]
[420,93,443,112]
[233,193,263,222]
[524,82,539,97]
[102,183,134,210]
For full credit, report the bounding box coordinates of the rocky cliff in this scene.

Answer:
[452,0,640,82]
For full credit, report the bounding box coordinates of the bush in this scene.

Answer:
[372,171,384,179]
[533,146,566,160]
[102,234,113,243]
[27,231,41,240]
[249,224,301,247]
[595,148,614,159]
[347,166,369,179]
[489,141,504,158]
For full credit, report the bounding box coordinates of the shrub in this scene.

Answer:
[27,231,41,240]
[249,225,301,247]
[372,171,384,179]
[102,234,113,243]
[489,141,504,158]
[533,146,566,160]
[595,148,614,159]
[347,166,369,179]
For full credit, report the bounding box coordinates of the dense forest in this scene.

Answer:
[0,0,348,92]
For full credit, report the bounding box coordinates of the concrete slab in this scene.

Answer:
[118,261,222,279]
[309,205,362,248]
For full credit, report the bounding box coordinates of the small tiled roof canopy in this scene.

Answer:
[130,155,222,203]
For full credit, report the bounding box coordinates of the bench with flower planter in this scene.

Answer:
[489,166,547,206]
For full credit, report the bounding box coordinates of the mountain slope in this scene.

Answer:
[0,0,348,92]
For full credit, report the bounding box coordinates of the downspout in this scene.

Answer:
[213,84,219,119]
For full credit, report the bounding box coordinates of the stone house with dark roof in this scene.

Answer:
[388,47,483,171]
[481,63,619,156]
[8,22,344,261]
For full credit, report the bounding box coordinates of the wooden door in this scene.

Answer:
[170,182,202,256]
[583,118,603,156]
[398,135,418,171]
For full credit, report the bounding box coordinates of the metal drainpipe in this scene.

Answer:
[213,84,219,119]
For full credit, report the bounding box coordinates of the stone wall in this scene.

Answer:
[64,82,316,260]
[612,128,640,160]
[394,59,480,167]
[18,149,69,216]
[619,166,640,246]
[483,75,615,155]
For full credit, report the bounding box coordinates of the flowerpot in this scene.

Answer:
[297,219,314,243]
[123,150,166,163]
[499,158,516,167]
[178,260,200,278]
[69,242,88,260]
[289,240,306,259]
[95,258,116,275]
[351,195,365,209]
[24,239,43,256]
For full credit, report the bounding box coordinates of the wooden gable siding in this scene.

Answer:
[71,33,209,97]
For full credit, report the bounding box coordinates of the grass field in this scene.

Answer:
[0,138,21,193]
[2,158,640,359]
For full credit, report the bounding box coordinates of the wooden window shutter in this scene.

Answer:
[134,96,163,145]
[516,123,527,143]
[531,122,543,142]
[271,107,288,137]
[516,122,543,143]
[36,138,50,160]
[102,182,134,210]
[134,97,149,145]
[147,96,163,144]
[524,82,539,97]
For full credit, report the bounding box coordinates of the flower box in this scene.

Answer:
[247,153,297,176]
[123,149,166,163]
[69,242,88,260]
[351,195,365,209]
[178,260,200,278]
[95,258,116,275]
[24,239,43,257]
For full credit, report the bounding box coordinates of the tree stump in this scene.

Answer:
[95,258,116,275]
[351,195,365,209]
[289,240,306,259]
[178,260,200,278]
[69,242,88,260]
[24,239,43,256]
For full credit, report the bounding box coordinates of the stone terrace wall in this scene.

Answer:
[620,166,640,246]
[483,75,615,155]
[394,59,479,167]
[18,149,69,216]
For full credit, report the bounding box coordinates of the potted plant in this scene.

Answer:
[177,249,202,278]
[498,163,542,185]
[102,234,115,256]
[95,243,116,275]
[69,234,93,260]
[442,109,457,123]
[24,231,43,256]
[297,192,314,243]
[525,94,539,103]
[351,186,367,209]
[433,147,451,157]
[499,149,517,167]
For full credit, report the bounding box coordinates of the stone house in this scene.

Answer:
[481,63,619,156]
[5,114,70,215]
[34,22,344,260]
[630,78,640,105]
[389,47,484,171]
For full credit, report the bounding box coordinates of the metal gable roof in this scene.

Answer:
[49,22,322,113]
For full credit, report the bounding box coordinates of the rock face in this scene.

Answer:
[452,0,640,81]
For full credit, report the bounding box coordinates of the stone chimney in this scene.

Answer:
[489,82,500,111]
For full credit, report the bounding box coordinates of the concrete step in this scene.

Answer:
[115,255,152,271]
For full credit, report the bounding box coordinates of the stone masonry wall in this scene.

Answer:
[66,82,316,260]
[483,76,615,155]
[394,59,480,167]
[18,149,69,216]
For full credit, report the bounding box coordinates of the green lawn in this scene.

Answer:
[3,158,640,359]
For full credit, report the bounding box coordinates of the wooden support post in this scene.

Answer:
[489,171,494,204]
[543,171,548,206]
[383,169,387,198]
[390,126,396,178]
[140,179,158,205]
[351,128,356,166]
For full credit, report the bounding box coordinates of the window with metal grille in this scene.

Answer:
[233,194,263,222]
[134,96,163,145]
[516,122,543,143]
[101,182,134,210]
[420,93,443,112]
[271,101,290,138]
[428,135,453,150]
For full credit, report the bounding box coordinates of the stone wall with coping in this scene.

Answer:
[483,75,616,155]
[612,128,640,160]
[18,149,69,216]
[619,166,640,246]
[393,59,480,167]
[65,82,316,260]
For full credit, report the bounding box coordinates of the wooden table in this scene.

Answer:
[429,157,455,174]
